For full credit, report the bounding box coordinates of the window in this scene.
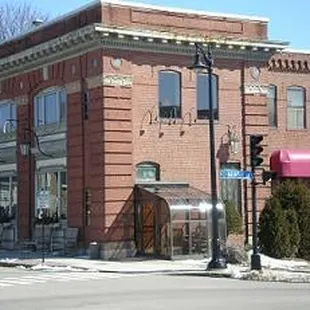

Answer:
[220,163,242,214]
[136,162,160,182]
[34,88,66,127]
[196,73,219,120]
[159,71,181,118]
[268,85,277,127]
[0,102,16,133]
[36,170,67,219]
[287,86,306,129]
[0,176,17,221]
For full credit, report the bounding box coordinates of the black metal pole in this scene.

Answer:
[206,49,226,270]
[42,215,45,263]
[251,169,261,270]
[28,138,33,240]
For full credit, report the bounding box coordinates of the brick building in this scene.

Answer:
[0,0,309,259]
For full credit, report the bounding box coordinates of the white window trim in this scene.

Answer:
[0,100,17,133]
[287,86,306,129]
[34,87,66,127]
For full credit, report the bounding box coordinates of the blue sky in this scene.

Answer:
[3,0,310,49]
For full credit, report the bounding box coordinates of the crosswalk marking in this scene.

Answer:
[0,282,13,287]
[0,272,141,289]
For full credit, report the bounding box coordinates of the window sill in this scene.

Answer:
[35,122,67,136]
[286,128,308,132]
[194,119,220,125]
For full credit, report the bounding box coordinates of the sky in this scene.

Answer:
[2,0,310,50]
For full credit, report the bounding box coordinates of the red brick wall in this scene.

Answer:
[266,56,310,154]
[102,4,267,40]
[131,51,244,193]
[101,51,134,244]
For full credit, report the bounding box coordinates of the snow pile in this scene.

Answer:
[30,264,93,272]
[236,269,310,283]
[0,258,18,263]
[226,253,310,283]
[259,254,309,271]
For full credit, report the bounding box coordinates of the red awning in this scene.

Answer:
[270,150,310,177]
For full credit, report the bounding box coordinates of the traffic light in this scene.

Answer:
[250,135,264,168]
[262,170,277,184]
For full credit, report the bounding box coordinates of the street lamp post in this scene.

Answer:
[3,119,52,261]
[20,128,53,264]
[38,209,45,263]
[189,43,227,269]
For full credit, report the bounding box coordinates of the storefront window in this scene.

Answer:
[0,176,17,222]
[36,170,67,220]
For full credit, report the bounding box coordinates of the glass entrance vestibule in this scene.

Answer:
[135,183,226,259]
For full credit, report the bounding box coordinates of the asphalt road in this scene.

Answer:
[0,267,310,310]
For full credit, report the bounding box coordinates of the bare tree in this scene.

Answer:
[0,2,49,42]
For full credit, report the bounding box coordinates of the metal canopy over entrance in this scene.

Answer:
[135,182,226,259]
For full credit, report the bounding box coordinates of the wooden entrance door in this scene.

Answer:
[142,203,154,254]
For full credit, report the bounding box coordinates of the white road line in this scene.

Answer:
[0,282,13,287]
[0,272,140,288]
[21,276,47,283]
[0,278,32,285]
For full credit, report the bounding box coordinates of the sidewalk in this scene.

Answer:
[1,250,310,283]
[0,254,210,273]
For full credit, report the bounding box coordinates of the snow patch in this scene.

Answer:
[30,264,93,272]
[258,253,309,271]
[0,258,18,263]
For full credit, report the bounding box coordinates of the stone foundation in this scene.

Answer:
[89,241,137,260]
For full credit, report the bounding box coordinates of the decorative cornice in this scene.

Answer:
[87,73,133,88]
[103,74,133,87]
[268,57,310,73]
[66,81,81,94]
[15,95,28,106]
[86,74,103,89]
[0,23,288,79]
[243,83,268,95]
[0,24,102,79]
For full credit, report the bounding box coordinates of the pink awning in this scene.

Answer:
[270,150,310,177]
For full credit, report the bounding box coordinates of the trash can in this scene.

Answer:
[89,242,101,259]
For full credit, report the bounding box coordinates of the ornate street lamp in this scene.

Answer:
[3,119,52,261]
[189,43,227,269]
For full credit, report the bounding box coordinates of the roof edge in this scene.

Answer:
[283,48,310,55]
[101,0,270,22]
[0,0,102,49]
[0,0,270,49]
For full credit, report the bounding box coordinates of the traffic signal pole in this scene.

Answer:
[249,135,263,271]
[250,167,261,270]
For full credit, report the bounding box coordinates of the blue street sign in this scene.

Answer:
[220,169,253,180]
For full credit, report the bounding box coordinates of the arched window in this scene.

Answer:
[34,87,66,127]
[158,70,181,119]
[267,85,277,127]
[196,73,219,120]
[287,86,306,129]
[0,100,16,133]
[136,162,160,182]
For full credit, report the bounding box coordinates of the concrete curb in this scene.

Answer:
[0,260,208,274]
[2,260,310,283]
